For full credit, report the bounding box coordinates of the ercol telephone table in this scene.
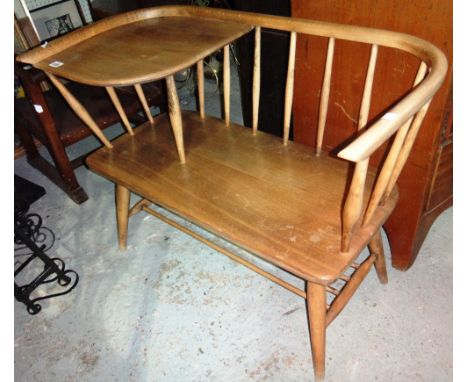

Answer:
[17,6,447,380]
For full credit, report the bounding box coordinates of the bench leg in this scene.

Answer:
[306,282,327,381]
[115,184,130,250]
[368,230,388,284]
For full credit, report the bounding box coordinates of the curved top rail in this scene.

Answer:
[17,6,443,64]
[16,6,447,145]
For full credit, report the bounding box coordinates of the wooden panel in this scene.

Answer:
[427,141,452,212]
[291,0,452,270]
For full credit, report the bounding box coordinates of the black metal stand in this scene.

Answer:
[14,208,79,315]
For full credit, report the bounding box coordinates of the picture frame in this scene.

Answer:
[29,0,84,42]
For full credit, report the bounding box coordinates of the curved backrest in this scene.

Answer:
[17,6,447,251]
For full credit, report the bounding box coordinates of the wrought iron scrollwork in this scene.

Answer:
[14,208,79,315]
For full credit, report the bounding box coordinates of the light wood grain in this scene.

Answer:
[363,62,427,225]
[342,159,369,252]
[165,75,186,163]
[128,198,151,217]
[283,31,297,145]
[326,285,339,295]
[368,230,387,284]
[86,111,398,284]
[19,11,252,87]
[17,6,447,146]
[252,27,261,135]
[17,6,446,73]
[325,254,376,327]
[307,282,327,380]
[197,60,205,119]
[45,72,113,149]
[224,44,230,126]
[18,7,447,166]
[134,84,155,124]
[358,44,378,131]
[105,86,134,135]
[316,37,335,155]
[116,184,130,250]
[383,98,432,202]
[23,8,448,381]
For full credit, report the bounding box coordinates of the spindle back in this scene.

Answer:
[17,5,447,251]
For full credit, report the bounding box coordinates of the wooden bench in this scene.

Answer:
[17,6,447,380]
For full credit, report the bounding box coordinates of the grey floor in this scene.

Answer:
[14,65,452,381]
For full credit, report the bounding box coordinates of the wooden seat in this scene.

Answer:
[17,6,447,380]
[87,111,398,283]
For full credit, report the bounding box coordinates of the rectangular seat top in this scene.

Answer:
[86,112,397,284]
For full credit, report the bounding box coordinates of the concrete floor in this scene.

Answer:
[14,64,452,381]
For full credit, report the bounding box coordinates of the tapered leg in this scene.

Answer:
[116,184,130,250]
[165,75,186,163]
[306,282,327,381]
[368,229,388,284]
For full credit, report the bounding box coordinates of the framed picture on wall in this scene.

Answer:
[30,0,84,41]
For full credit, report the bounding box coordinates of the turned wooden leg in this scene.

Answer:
[116,184,130,250]
[306,282,327,381]
[368,229,388,284]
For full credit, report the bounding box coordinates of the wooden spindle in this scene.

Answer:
[46,72,113,149]
[197,60,205,119]
[339,44,378,241]
[382,98,431,202]
[134,83,154,124]
[368,230,388,284]
[252,27,261,135]
[283,31,297,145]
[358,44,378,131]
[326,286,340,296]
[363,62,428,224]
[341,158,369,252]
[316,37,335,155]
[165,75,186,163]
[326,254,376,327]
[223,44,230,126]
[128,198,151,217]
[105,86,134,135]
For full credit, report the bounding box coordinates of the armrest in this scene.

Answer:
[337,45,448,163]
